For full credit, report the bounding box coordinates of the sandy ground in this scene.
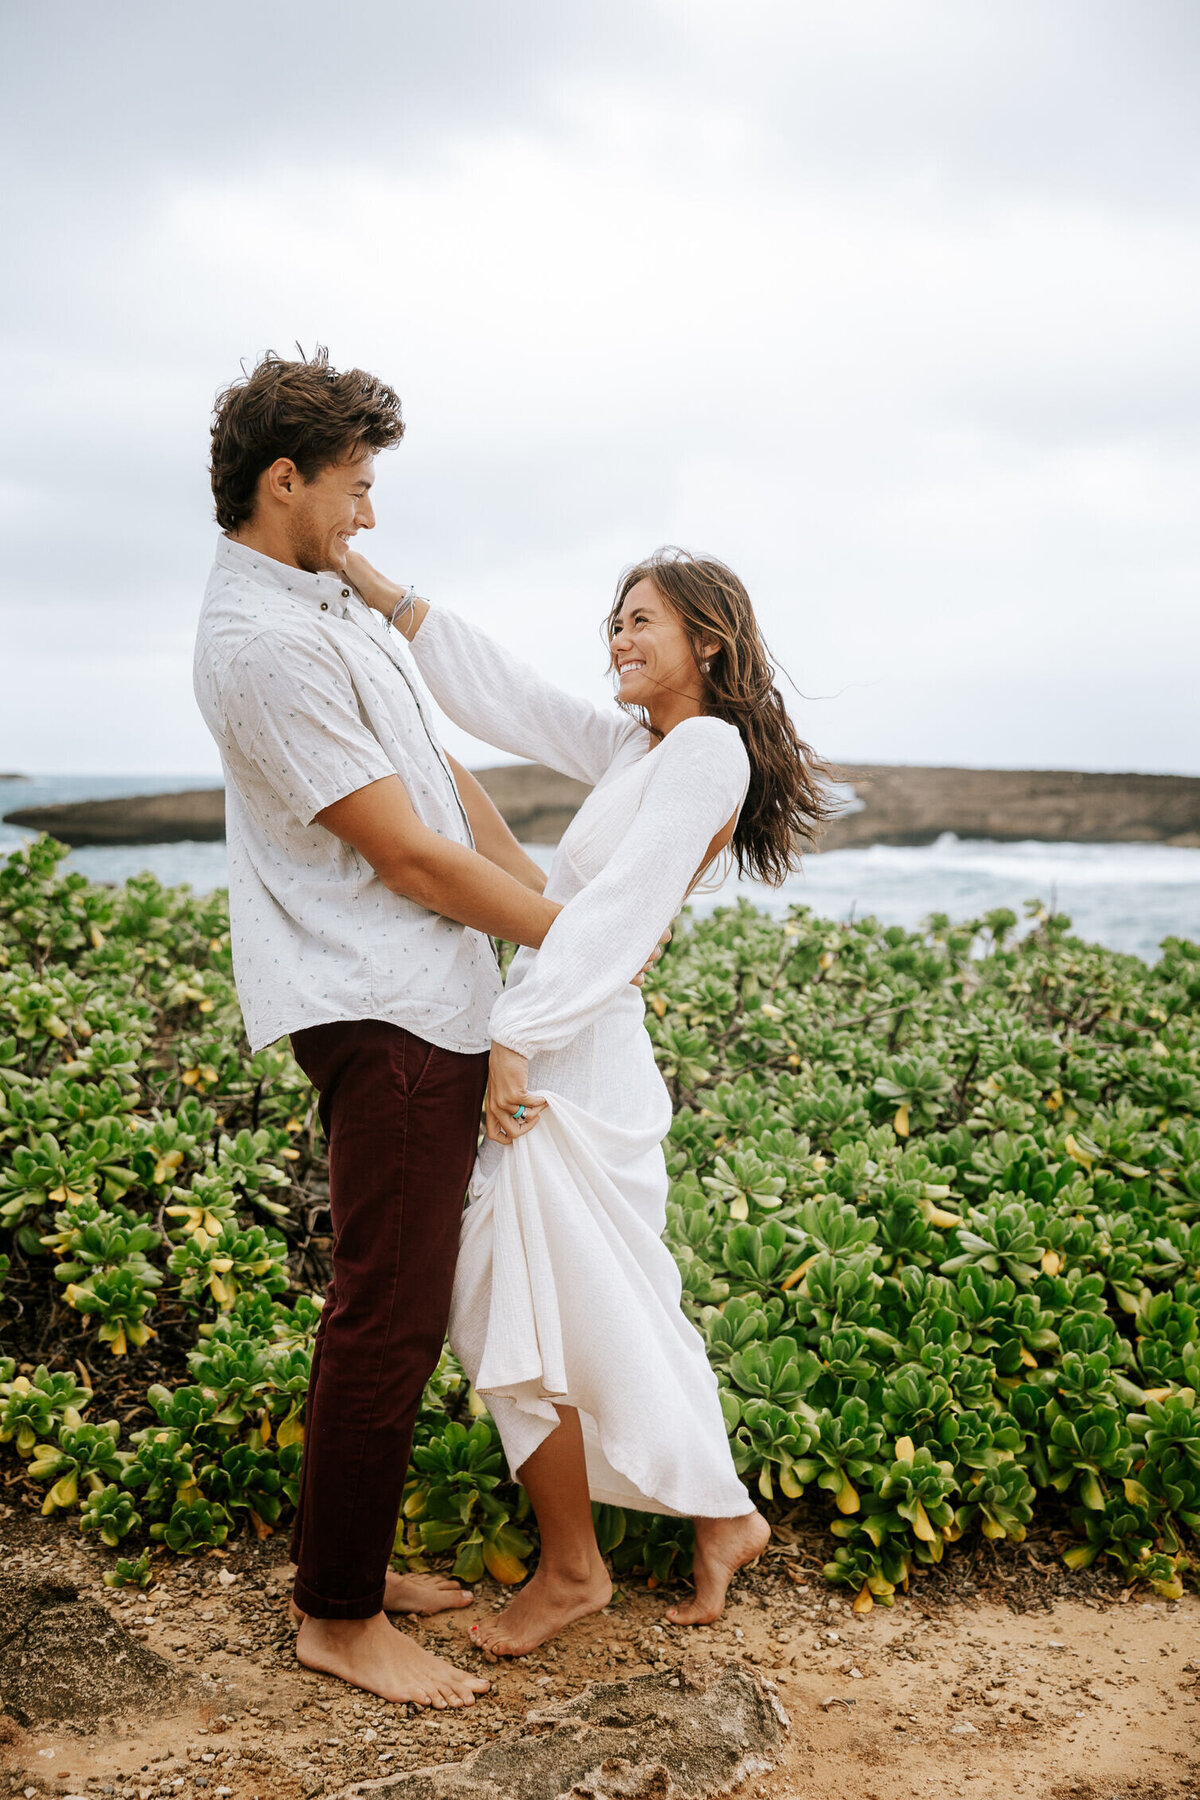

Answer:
[1,1509,1198,1800]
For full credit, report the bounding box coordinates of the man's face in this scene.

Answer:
[288,454,377,574]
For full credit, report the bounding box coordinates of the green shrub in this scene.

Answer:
[1,837,1199,1608]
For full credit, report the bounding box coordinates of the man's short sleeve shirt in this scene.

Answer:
[193,536,501,1053]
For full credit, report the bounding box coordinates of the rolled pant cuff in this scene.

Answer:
[292,1574,386,1622]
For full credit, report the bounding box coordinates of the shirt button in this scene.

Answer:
[320,602,329,611]
[341,588,351,598]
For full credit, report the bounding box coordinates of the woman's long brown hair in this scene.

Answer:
[605,547,836,886]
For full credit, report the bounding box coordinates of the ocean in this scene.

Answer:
[2,774,1196,964]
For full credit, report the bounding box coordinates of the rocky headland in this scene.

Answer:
[4,763,1199,849]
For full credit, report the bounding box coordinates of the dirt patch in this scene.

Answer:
[1,1508,1197,1800]
[1049,1786,1197,1800]
[0,1573,182,1729]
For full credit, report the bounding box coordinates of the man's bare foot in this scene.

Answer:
[296,1610,490,1707]
[470,1560,612,1659]
[289,1568,472,1626]
[665,1511,771,1626]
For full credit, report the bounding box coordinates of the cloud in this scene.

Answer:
[1,1,1197,775]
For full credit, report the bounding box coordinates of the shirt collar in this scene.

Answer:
[215,534,355,615]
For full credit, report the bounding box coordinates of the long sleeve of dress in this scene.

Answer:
[490,716,749,1059]
[407,605,642,786]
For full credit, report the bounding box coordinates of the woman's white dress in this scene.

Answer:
[409,608,754,1520]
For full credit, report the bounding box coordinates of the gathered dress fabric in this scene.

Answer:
[409,609,755,1520]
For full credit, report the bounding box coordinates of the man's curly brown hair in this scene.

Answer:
[210,346,405,531]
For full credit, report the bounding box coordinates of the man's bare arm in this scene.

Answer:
[316,775,559,948]
[445,754,546,894]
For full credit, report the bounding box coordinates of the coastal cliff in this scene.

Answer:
[5,764,1199,850]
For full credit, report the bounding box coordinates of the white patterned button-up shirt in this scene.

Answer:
[193,536,501,1054]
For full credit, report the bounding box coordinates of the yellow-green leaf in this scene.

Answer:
[276,1409,305,1449]
[910,1498,936,1543]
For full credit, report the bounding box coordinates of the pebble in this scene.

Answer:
[949,1723,979,1735]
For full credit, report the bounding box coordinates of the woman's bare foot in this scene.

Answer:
[296,1610,490,1707]
[289,1568,472,1626]
[665,1511,771,1626]
[470,1560,612,1659]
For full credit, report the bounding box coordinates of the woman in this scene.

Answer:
[346,546,830,1656]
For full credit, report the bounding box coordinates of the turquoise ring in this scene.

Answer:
[511,1104,527,1123]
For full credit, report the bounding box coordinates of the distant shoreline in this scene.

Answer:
[5,763,1199,850]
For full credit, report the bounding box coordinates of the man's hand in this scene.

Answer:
[485,1044,546,1145]
[633,927,671,986]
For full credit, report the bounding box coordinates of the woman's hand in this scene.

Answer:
[343,550,429,640]
[485,1044,547,1145]
[343,549,399,617]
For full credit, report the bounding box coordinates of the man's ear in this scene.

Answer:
[262,457,300,505]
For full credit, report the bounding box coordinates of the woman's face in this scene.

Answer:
[609,577,703,711]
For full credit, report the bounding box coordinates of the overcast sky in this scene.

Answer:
[2,0,1197,777]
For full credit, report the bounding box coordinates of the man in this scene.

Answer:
[194,347,568,1708]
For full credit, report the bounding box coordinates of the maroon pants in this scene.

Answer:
[287,1019,489,1619]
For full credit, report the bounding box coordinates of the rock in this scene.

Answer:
[334,1661,787,1799]
[0,1576,184,1728]
[9,763,1198,851]
[3,789,229,847]
[823,765,1200,851]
